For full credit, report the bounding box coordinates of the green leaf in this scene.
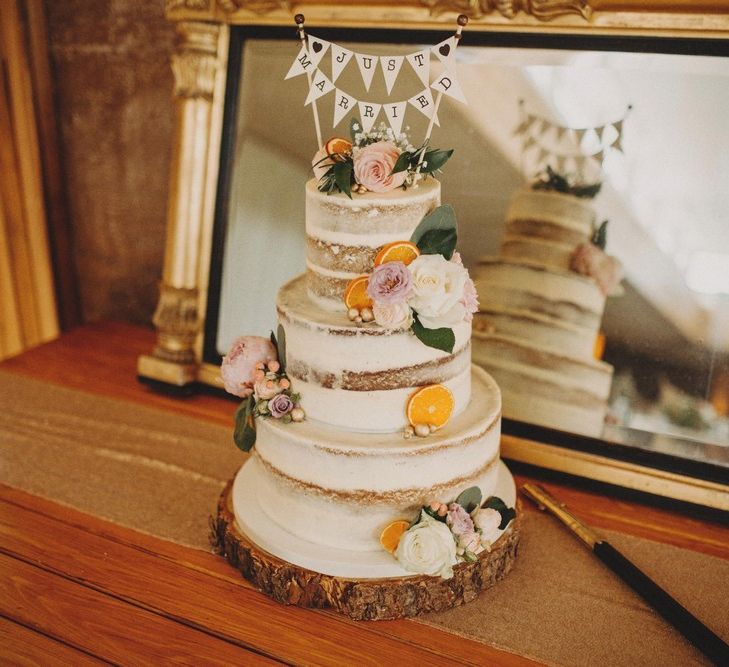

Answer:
[592,220,608,250]
[411,314,455,354]
[463,550,479,563]
[416,228,457,260]
[333,161,353,199]
[420,148,453,174]
[572,181,602,199]
[276,324,286,374]
[233,396,256,452]
[350,117,361,142]
[455,486,483,513]
[391,150,412,174]
[410,204,458,253]
[482,496,516,530]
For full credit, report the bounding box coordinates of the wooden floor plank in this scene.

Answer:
[0,485,537,667]
[0,615,107,666]
[0,554,280,666]
[0,495,502,667]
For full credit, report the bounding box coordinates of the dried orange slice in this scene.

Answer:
[406,384,454,430]
[379,520,410,554]
[343,275,373,311]
[374,241,420,267]
[325,136,353,158]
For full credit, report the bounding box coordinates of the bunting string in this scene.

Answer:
[286,15,469,147]
[513,99,632,175]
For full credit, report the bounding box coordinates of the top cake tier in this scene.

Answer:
[305,178,441,310]
[502,190,595,272]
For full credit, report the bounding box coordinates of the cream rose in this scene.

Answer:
[353,141,407,193]
[407,254,468,329]
[254,377,283,400]
[394,512,458,579]
[473,507,502,544]
[372,301,412,330]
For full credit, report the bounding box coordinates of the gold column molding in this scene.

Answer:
[421,0,592,21]
[138,20,229,387]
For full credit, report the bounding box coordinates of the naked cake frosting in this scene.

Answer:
[219,122,516,585]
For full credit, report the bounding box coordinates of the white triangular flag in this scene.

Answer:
[431,36,457,67]
[383,101,407,135]
[408,88,438,122]
[379,56,404,95]
[306,35,330,70]
[333,89,357,128]
[305,70,334,106]
[355,53,378,91]
[331,44,353,83]
[285,46,317,80]
[614,119,624,137]
[574,128,587,146]
[596,125,606,144]
[612,135,623,152]
[358,101,382,132]
[406,50,430,87]
[430,71,467,104]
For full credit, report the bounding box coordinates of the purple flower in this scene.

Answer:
[446,503,474,537]
[366,261,412,304]
[269,393,294,418]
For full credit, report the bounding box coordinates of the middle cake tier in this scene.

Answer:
[279,274,472,433]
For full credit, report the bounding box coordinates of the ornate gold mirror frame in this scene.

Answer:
[139,0,729,511]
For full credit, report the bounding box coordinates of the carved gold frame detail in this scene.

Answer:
[139,1,729,509]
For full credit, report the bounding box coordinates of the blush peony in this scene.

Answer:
[220,336,277,397]
[446,503,475,537]
[353,141,407,193]
[395,512,458,579]
[570,243,624,296]
[408,254,469,329]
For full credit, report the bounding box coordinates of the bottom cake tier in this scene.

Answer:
[231,458,517,579]
[472,332,612,437]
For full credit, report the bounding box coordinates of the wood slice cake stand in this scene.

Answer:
[211,479,521,621]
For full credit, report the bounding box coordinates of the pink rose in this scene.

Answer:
[570,244,624,296]
[367,261,412,304]
[353,141,407,193]
[311,146,334,181]
[461,277,479,323]
[446,503,475,537]
[220,336,277,397]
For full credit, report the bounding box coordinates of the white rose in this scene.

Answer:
[394,511,458,579]
[458,531,484,556]
[372,301,412,330]
[254,378,283,400]
[473,507,502,544]
[407,254,468,329]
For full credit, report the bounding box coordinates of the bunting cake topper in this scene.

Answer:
[287,14,469,156]
[513,99,632,179]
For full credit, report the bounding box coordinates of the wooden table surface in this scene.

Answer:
[2,322,729,666]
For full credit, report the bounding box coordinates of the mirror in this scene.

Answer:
[203,26,729,495]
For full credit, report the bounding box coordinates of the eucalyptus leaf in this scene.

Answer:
[592,219,608,250]
[276,323,287,374]
[233,396,256,452]
[482,496,517,530]
[410,204,457,250]
[420,148,453,174]
[411,315,455,354]
[455,486,483,513]
[391,150,412,174]
[416,228,457,259]
[334,161,353,199]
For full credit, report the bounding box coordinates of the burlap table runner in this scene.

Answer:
[1,369,727,666]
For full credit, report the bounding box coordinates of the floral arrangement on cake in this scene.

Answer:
[313,119,453,198]
[532,165,602,199]
[220,327,304,452]
[343,205,479,353]
[379,486,516,579]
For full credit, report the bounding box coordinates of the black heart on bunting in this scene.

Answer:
[312,41,323,53]
[439,43,450,57]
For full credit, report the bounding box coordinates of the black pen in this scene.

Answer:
[521,483,729,666]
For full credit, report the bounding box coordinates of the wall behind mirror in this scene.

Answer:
[212,32,729,467]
